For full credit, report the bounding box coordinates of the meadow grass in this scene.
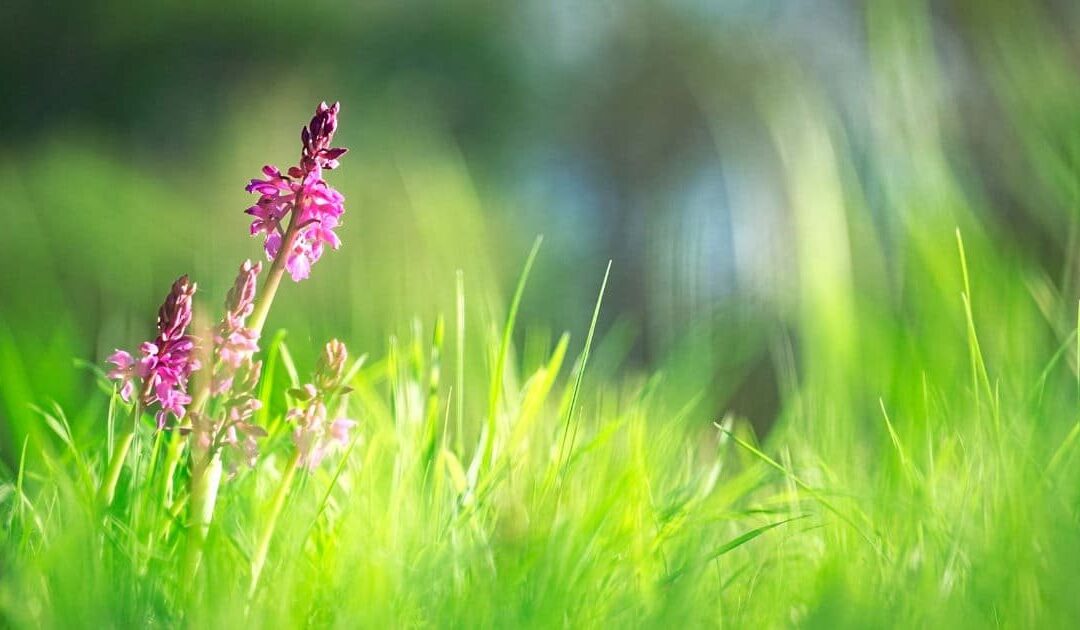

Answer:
[4,5,1080,622]
[2,216,1080,629]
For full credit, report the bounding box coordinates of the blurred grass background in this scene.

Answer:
[3,1,1079,452]
[4,1,1080,624]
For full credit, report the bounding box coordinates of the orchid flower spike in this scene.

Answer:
[245,102,349,282]
[108,275,201,428]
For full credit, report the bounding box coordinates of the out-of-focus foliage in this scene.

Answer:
[4,1,1080,449]
[4,1,1080,625]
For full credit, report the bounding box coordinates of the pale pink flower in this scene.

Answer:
[286,339,356,469]
[329,418,356,446]
[288,402,356,469]
[212,260,262,395]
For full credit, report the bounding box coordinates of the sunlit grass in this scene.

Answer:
[2,214,1080,627]
[5,3,1080,624]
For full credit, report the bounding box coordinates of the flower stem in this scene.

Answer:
[248,450,301,598]
[99,401,141,507]
[183,449,223,582]
[161,430,186,508]
[248,208,302,337]
[100,431,136,506]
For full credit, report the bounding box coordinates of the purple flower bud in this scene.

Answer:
[107,350,136,402]
[156,276,196,342]
[225,259,262,324]
[301,101,347,173]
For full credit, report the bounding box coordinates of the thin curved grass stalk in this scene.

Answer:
[99,401,141,507]
[482,236,542,471]
[248,450,301,598]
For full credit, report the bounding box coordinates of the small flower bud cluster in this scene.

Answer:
[315,338,349,391]
[288,339,356,469]
[190,359,266,473]
[301,102,347,172]
[213,260,262,395]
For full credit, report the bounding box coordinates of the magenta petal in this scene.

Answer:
[315,225,341,249]
[286,252,311,281]
[107,349,133,370]
[265,232,282,259]
[119,379,135,402]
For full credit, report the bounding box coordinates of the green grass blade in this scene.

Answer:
[706,515,807,561]
[483,235,543,470]
[557,260,612,477]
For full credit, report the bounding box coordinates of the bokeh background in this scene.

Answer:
[3,0,1080,463]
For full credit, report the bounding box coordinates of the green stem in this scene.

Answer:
[158,492,188,543]
[100,431,136,507]
[249,450,301,598]
[180,185,306,588]
[99,401,141,507]
[161,430,186,509]
[183,450,223,581]
[248,208,302,337]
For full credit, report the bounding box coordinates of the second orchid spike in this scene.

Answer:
[225,259,262,324]
[157,275,196,342]
[315,338,348,391]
